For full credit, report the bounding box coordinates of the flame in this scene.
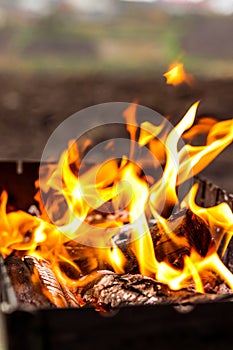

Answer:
[149,101,199,217]
[123,101,138,159]
[164,61,193,86]
[0,97,233,298]
[107,240,126,274]
[119,162,159,276]
[188,183,233,255]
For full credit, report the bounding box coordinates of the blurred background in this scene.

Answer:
[0,0,232,190]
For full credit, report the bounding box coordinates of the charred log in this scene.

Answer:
[223,237,233,274]
[60,284,80,308]
[24,256,79,308]
[76,271,224,312]
[5,255,80,309]
[64,241,99,276]
[62,209,213,278]
[5,255,231,312]
[151,209,213,268]
[5,255,53,309]
[115,209,213,272]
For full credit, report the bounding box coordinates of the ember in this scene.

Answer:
[0,70,233,313]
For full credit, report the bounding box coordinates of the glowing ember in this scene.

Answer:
[164,61,193,86]
[0,98,233,301]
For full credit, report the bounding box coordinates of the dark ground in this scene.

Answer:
[0,74,232,192]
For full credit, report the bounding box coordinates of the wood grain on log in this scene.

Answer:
[115,209,213,273]
[5,255,80,309]
[26,256,80,308]
[24,256,68,308]
[76,271,226,311]
[151,209,213,269]
[5,255,53,309]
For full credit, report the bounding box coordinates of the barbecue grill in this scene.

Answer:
[0,160,233,350]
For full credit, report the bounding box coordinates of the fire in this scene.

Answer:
[164,61,193,86]
[188,183,233,257]
[0,98,233,299]
[107,240,126,274]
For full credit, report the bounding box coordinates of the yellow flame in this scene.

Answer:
[107,240,126,274]
[178,119,233,183]
[119,162,159,276]
[187,183,233,255]
[123,102,138,159]
[0,97,233,296]
[164,61,193,86]
[149,101,199,218]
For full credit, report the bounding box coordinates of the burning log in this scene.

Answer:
[76,270,224,312]
[24,256,69,308]
[225,238,233,274]
[60,284,80,308]
[5,254,231,312]
[5,255,53,309]
[77,271,172,310]
[151,209,213,268]
[25,256,80,308]
[5,255,80,309]
[62,209,213,278]
[116,209,213,273]
[4,208,223,311]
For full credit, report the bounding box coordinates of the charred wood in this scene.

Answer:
[24,256,68,308]
[151,209,213,269]
[115,209,213,272]
[76,271,225,312]
[64,241,99,276]
[63,209,213,277]
[5,255,53,309]
[5,255,80,309]
[60,284,80,308]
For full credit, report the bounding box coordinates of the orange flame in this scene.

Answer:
[107,240,126,274]
[0,99,233,297]
[164,61,193,86]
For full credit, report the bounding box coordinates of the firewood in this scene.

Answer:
[24,256,69,308]
[63,209,213,277]
[76,271,222,312]
[64,241,99,276]
[116,209,213,272]
[60,284,80,308]
[150,209,213,268]
[24,256,80,308]
[5,255,53,309]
